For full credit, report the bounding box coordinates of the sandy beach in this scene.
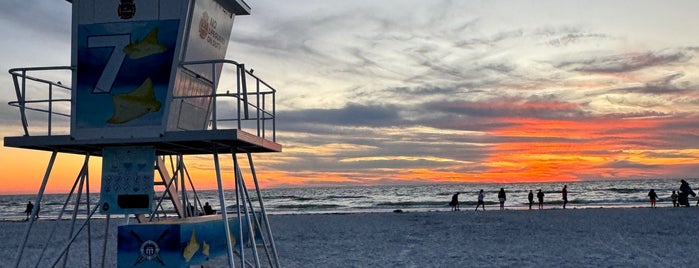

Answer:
[1,207,698,267]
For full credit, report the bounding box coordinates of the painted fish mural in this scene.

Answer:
[107,77,162,124]
[124,28,167,59]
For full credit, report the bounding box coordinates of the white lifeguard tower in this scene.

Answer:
[5,0,281,267]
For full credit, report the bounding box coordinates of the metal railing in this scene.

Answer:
[7,60,277,142]
[178,59,277,142]
[8,66,73,136]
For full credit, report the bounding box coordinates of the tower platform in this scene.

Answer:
[5,60,281,156]
[4,129,281,156]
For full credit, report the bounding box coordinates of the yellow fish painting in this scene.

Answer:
[202,240,210,257]
[123,28,167,59]
[183,229,200,262]
[107,77,162,124]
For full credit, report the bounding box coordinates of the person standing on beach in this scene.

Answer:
[24,201,33,221]
[528,190,534,210]
[562,185,568,209]
[498,188,506,210]
[475,189,485,211]
[671,191,678,207]
[678,179,696,207]
[450,192,460,211]
[537,189,544,209]
[648,189,659,208]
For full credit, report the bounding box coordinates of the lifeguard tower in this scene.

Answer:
[5,0,281,267]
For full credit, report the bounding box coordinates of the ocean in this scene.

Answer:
[1,178,695,221]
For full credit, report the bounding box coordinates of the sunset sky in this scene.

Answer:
[2,0,699,194]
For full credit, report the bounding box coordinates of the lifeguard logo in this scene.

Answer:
[199,12,209,39]
[131,229,168,266]
[118,0,136,20]
[197,11,225,50]
[140,240,160,260]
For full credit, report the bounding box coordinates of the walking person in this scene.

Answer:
[537,189,544,209]
[678,179,696,207]
[475,189,485,211]
[648,189,659,208]
[450,192,460,211]
[528,190,534,210]
[24,201,33,221]
[671,190,678,207]
[498,188,506,210]
[562,185,568,209]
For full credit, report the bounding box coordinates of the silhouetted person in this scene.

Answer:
[498,188,506,210]
[562,185,568,209]
[671,190,678,207]
[450,193,460,211]
[203,202,215,215]
[537,189,544,209]
[678,179,696,207]
[528,190,534,210]
[475,189,485,211]
[648,189,658,208]
[24,201,33,221]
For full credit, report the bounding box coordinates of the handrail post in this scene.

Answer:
[261,91,266,140]
[256,79,260,137]
[21,70,28,136]
[237,65,242,130]
[240,64,248,120]
[11,73,28,136]
[48,83,53,136]
[211,63,218,130]
[273,91,276,142]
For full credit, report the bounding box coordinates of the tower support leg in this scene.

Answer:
[246,152,281,267]
[213,149,236,268]
[14,151,57,268]
[232,153,261,267]
[33,154,90,267]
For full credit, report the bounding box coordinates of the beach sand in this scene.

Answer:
[1,207,697,267]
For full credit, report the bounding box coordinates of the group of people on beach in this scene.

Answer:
[649,179,697,208]
[449,185,569,211]
[449,179,699,211]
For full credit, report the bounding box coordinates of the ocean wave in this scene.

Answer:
[326,195,367,199]
[265,195,312,200]
[376,201,451,207]
[0,178,692,218]
[275,204,343,209]
[458,201,499,206]
[605,188,647,194]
